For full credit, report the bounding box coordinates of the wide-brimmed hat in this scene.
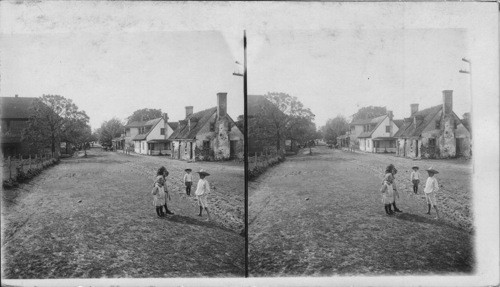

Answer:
[412,166,419,169]
[197,169,210,176]
[426,167,439,174]
[185,168,192,172]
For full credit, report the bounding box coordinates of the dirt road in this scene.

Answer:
[249,146,473,276]
[2,149,244,278]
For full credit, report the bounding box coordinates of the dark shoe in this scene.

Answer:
[197,213,202,217]
[166,210,174,215]
[394,208,402,213]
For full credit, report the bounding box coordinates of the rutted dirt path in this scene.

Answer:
[249,146,473,276]
[2,149,244,278]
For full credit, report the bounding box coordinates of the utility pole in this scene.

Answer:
[232,30,247,276]
[459,57,472,105]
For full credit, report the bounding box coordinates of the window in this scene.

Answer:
[203,140,210,149]
[210,122,215,132]
[429,138,436,147]
[142,142,145,149]
[453,120,458,130]
[435,120,440,129]
[160,128,165,135]
[386,125,390,133]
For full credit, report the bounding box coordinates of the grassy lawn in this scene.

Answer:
[249,147,473,276]
[2,149,244,278]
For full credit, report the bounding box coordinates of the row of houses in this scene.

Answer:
[337,90,471,159]
[112,92,244,161]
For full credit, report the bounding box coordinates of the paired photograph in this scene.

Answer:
[1,1,498,286]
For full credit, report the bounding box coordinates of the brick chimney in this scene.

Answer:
[163,113,169,139]
[410,104,419,116]
[387,111,394,136]
[442,90,453,115]
[217,92,227,119]
[185,106,193,118]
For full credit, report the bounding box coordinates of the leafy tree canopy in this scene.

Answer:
[23,95,90,156]
[320,115,349,144]
[97,118,125,147]
[127,108,162,124]
[352,106,387,121]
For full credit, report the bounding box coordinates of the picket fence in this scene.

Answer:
[2,153,56,180]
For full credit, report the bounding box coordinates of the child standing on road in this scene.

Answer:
[156,166,173,215]
[152,176,166,218]
[391,167,402,212]
[195,169,212,221]
[183,168,193,196]
[411,166,420,194]
[381,173,395,215]
[424,167,441,219]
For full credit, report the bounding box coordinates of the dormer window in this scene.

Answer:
[210,122,215,132]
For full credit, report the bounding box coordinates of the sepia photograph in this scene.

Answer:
[246,2,498,284]
[1,3,245,280]
[248,28,474,276]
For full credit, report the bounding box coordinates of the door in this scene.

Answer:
[190,142,193,159]
[230,140,237,159]
[415,140,419,158]
[456,138,463,157]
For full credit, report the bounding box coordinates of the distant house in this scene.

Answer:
[0,95,37,157]
[169,93,244,161]
[350,111,400,153]
[247,95,287,155]
[131,114,174,155]
[342,112,399,153]
[394,90,471,159]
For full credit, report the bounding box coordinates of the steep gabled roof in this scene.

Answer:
[125,121,146,128]
[354,115,387,138]
[168,107,217,140]
[394,105,442,138]
[168,122,179,131]
[393,119,404,128]
[132,118,162,141]
[350,114,386,126]
[0,96,37,119]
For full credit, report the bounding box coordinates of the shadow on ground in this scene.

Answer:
[165,214,237,234]
[394,212,468,232]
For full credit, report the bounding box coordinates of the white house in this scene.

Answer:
[351,111,400,153]
[132,114,175,155]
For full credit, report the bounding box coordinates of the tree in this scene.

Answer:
[97,118,125,147]
[264,92,315,150]
[321,115,349,145]
[23,95,90,158]
[352,106,387,121]
[127,108,162,124]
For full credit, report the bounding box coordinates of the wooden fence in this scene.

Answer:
[2,153,56,181]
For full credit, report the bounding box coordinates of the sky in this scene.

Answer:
[1,31,244,130]
[248,28,470,127]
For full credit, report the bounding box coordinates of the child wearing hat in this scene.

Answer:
[410,166,420,194]
[195,169,212,221]
[183,168,193,196]
[152,176,167,218]
[424,167,440,219]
